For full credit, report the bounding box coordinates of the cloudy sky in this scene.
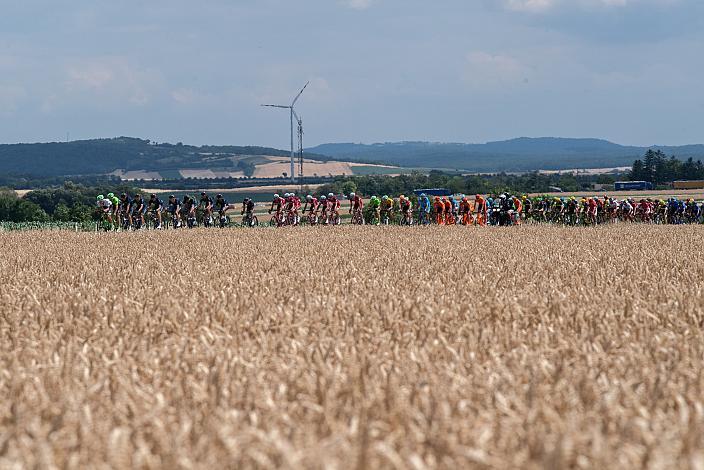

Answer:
[0,0,702,148]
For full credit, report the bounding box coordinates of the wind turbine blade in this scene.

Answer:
[291,81,310,107]
[292,109,300,121]
[261,104,291,109]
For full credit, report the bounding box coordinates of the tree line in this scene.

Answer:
[0,181,138,223]
[629,150,704,184]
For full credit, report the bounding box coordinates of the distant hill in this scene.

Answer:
[308,138,704,173]
[2,136,703,178]
[0,137,350,178]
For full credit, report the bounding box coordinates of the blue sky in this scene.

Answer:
[0,0,702,147]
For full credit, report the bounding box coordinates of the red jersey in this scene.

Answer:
[351,195,363,209]
[307,198,318,212]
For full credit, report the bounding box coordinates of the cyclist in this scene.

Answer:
[214,194,232,215]
[521,196,531,222]
[282,193,295,224]
[458,197,472,225]
[511,196,523,225]
[199,192,214,225]
[118,193,132,227]
[368,195,381,225]
[442,197,454,225]
[182,195,197,227]
[319,195,328,223]
[107,193,120,227]
[447,196,458,225]
[96,195,113,226]
[147,194,164,229]
[349,192,364,222]
[131,193,145,227]
[474,194,487,226]
[291,192,302,224]
[417,193,431,225]
[166,195,181,228]
[587,197,598,225]
[328,193,340,224]
[399,195,412,224]
[381,195,394,224]
[269,193,284,219]
[433,196,445,225]
[302,195,319,223]
[241,197,256,225]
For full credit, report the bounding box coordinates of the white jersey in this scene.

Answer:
[98,199,112,210]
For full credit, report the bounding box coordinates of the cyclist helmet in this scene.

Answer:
[382,195,388,200]
[349,192,355,198]
[200,192,206,196]
[169,194,175,199]
[150,193,156,198]
[97,195,104,201]
[107,193,115,198]
[216,194,223,199]
[320,195,327,201]
[290,192,295,197]
[306,195,312,201]
[274,193,280,199]
[399,194,405,200]
[420,193,426,198]
[328,193,334,198]
[120,193,127,198]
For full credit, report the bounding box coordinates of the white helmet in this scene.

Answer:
[320,195,327,200]
[328,193,334,198]
[290,192,295,197]
[349,192,356,198]
[306,195,312,201]
[284,193,290,198]
[274,193,280,199]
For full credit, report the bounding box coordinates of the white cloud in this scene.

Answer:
[503,0,680,13]
[342,0,373,10]
[0,84,26,115]
[463,51,529,89]
[65,58,159,106]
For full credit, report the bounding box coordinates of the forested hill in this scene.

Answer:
[308,138,704,172]
[0,137,297,176]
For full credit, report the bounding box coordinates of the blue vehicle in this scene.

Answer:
[615,181,654,191]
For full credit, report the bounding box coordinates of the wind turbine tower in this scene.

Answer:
[261,82,309,182]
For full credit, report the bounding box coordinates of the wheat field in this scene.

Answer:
[1,226,703,469]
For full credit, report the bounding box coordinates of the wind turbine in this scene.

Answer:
[261,81,309,182]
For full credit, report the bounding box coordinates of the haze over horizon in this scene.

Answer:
[1,0,702,149]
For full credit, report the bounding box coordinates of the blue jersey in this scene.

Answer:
[419,196,430,211]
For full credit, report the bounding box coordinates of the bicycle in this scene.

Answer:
[350,209,364,225]
[306,213,319,226]
[119,209,131,231]
[97,210,112,232]
[328,212,341,226]
[217,210,230,228]
[241,212,259,227]
[269,211,286,227]
[399,211,414,226]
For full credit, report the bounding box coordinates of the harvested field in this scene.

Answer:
[1,226,704,468]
